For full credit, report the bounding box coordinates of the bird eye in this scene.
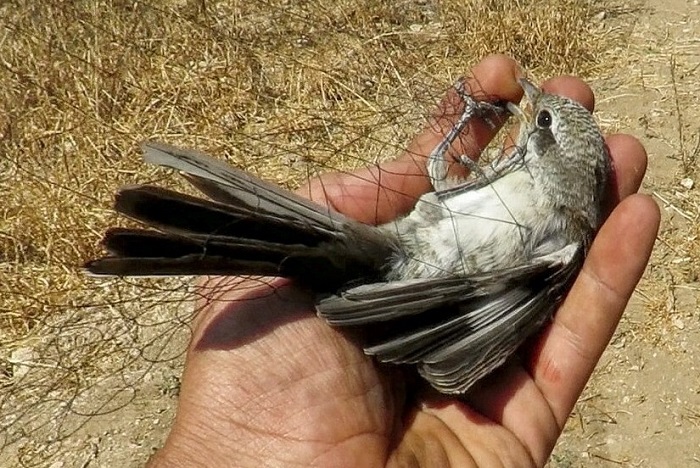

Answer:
[536,109,552,129]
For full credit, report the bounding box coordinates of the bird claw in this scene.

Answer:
[427,79,507,191]
[453,79,507,130]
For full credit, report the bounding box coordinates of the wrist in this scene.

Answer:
[147,412,274,468]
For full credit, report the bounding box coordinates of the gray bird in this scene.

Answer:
[85,78,611,394]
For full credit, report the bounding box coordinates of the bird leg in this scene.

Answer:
[427,79,507,192]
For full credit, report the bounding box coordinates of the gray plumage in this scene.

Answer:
[85,79,610,394]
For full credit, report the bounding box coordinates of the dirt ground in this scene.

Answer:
[0,0,698,466]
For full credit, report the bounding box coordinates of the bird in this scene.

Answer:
[85,78,611,394]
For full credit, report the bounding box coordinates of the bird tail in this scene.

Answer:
[84,142,396,291]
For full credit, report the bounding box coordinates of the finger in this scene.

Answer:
[604,133,647,211]
[301,54,523,224]
[530,194,660,429]
[541,76,595,111]
[462,195,659,465]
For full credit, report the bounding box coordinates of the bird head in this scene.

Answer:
[507,78,611,232]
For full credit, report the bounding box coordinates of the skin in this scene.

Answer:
[147,55,660,468]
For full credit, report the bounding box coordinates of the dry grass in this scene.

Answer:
[0,0,629,465]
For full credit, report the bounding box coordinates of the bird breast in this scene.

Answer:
[384,170,564,280]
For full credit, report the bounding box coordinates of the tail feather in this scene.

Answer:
[85,254,281,278]
[86,227,318,278]
[180,173,245,208]
[141,141,346,230]
[114,185,330,245]
[99,228,202,258]
[98,228,301,262]
[85,142,397,290]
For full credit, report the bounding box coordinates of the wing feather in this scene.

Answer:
[316,243,582,393]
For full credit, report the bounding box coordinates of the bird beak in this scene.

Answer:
[506,78,541,124]
[518,78,542,102]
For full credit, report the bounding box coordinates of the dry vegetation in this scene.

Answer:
[3,0,689,466]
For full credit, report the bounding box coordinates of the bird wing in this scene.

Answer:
[316,243,583,394]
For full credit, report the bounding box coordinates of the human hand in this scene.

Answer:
[148,55,660,468]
